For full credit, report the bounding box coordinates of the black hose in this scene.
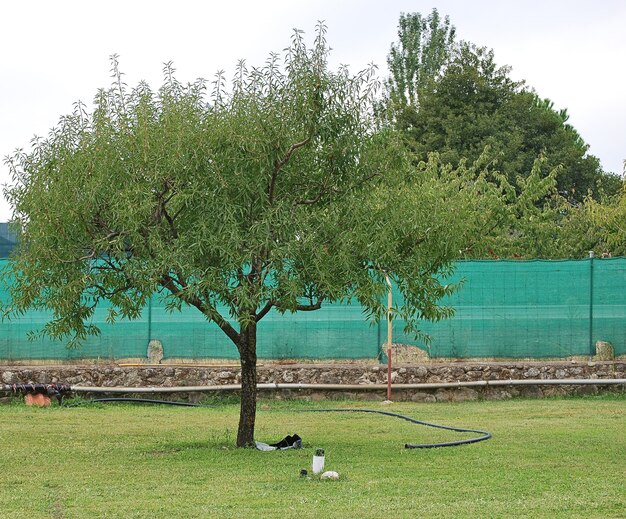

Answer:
[299,408,492,448]
[66,398,491,448]
[65,398,215,408]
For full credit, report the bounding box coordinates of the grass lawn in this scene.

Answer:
[0,395,624,518]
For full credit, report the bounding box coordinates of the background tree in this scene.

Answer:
[584,163,626,256]
[386,11,620,210]
[385,9,455,110]
[3,26,509,447]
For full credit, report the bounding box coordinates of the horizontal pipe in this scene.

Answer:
[391,378,626,389]
[3,379,625,395]
[117,363,247,368]
[66,378,626,393]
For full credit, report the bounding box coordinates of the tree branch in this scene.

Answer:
[58,249,97,264]
[292,170,382,208]
[296,299,324,311]
[92,283,134,299]
[293,190,326,207]
[268,137,311,204]
[152,180,179,241]
[159,274,240,344]
[255,300,274,322]
[162,206,179,240]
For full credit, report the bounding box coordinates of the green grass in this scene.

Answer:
[1,395,624,518]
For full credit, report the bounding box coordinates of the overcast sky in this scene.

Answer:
[1,0,624,221]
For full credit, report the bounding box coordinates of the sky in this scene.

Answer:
[1,0,624,221]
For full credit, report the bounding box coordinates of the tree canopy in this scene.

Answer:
[386,9,455,109]
[3,25,515,446]
[386,11,621,207]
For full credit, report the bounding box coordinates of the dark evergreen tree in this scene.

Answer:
[386,12,620,204]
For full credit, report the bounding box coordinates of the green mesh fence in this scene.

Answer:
[0,260,377,360]
[591,259,626,356]
[149,300,377,360]
[394,259,626,358]
[0,258,624,361]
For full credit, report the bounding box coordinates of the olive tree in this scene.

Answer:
[4,25,500,446]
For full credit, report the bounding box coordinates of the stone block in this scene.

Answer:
[410,392,436,403]
[147,340,164,364]
[525,367,540,378]
[594,341,614,361]
[1,371,16,384]
[452,388,479,402]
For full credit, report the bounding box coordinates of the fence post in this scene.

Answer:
[385,275,393,402]
[588,251,595,356]
[147,295,153,343]
[377,318,381,361]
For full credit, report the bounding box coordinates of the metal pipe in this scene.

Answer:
[3,379,625,396]
[62,378,626,393]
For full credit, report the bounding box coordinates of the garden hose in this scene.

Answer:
[64,397,215,408]
[299,408,491,448]
[64,397,491,448]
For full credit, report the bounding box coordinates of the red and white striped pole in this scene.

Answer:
[385,275,393,402]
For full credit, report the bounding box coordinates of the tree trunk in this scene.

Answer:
[236,320,258,447]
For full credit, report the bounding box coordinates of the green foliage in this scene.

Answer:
[2,25,517,347]
[461,157,559,258]
[585,179,626,256]
[386,12,619,214]
[1,25,521,444]
[385,9,456,108]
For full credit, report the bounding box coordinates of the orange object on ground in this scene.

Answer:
[24,393,51,407]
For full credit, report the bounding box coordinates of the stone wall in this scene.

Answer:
[1,361,625,403]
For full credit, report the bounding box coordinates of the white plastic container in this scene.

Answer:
[312,448,325,474]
